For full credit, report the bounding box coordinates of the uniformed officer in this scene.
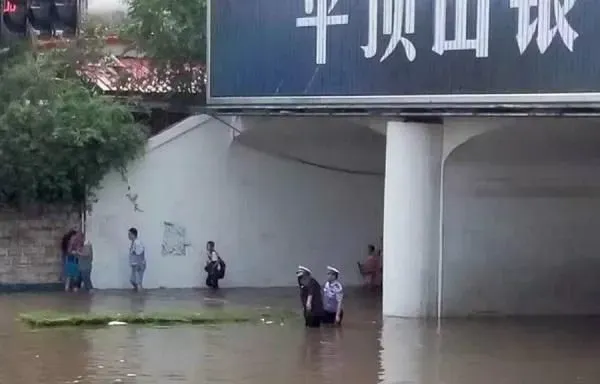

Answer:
[322,266,344,326]
[296,265,324,328]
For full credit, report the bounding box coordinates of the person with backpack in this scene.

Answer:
[204,241,225,289]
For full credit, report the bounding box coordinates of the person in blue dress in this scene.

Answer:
[60,229,76,283]
[64,231,83,292]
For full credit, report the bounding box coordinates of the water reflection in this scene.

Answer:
[0,293,92,384]
[380,318,424,383]
[0,289,383,384]
[2,290,600,383]
[0,325,91,384]
[379,317,600,384]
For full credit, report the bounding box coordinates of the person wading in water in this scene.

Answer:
[64,231,83,292]
[358,244,382,288]
[204,241,225,289]
[78,239,94,291]
[60,229,77,284]
[296,266,324,328]
[128,227,146,292]
[322,266,344,326]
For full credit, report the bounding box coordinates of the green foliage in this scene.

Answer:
[122,0,207,62]
[19,308,299,327]
[0,44,147,209]
[119,0,207,100]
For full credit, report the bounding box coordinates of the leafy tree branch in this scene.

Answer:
[121,0,207,62]
[118,0,207,100]
[0,40,147,210]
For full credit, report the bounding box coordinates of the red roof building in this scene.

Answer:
[39,35,206,101]
[36,35,205,135]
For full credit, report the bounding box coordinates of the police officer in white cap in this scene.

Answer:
[322,266,344,326]
[296,265,324,328]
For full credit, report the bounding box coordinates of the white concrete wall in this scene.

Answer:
[87,115,384,289]
[88,113,600,316]
[443,147,600,316]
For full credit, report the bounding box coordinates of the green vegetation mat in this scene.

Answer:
[19,308,299,327]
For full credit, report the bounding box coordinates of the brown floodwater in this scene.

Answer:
[1,288,600,384]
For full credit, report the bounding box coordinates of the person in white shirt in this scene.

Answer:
[322,266,344,326]
[128,227,146,292]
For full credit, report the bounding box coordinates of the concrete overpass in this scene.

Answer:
[87,114,600,318]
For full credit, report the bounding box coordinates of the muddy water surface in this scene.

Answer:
[0,288,599,384]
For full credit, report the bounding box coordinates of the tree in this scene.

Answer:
[0,43,147,209]
[122,0,206,62]
[120,0,207,100]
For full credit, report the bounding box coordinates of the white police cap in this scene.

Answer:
[296,265,311,276]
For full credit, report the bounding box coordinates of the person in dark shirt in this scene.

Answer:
[296,266,324,328]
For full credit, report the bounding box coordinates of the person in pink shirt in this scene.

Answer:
[357,244,382,288]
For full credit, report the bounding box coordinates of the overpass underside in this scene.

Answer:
[385,117,600,317]
[88,113,600,317]
[241,115,600,317]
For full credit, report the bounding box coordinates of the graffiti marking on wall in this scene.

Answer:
[161,221,189,256]
[120,171,143,212]
[126,186,143,212]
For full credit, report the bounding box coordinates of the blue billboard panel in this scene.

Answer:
[208,0,600,106]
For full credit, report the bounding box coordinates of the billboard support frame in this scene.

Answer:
[207,93,600,108]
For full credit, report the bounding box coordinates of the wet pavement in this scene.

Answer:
[1,288,600,384]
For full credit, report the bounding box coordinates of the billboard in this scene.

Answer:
[208,0,599,107]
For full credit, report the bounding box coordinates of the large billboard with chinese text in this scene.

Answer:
[208,0,599,107]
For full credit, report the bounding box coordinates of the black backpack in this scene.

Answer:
[216,257,226,279]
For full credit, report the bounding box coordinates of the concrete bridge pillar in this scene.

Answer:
[383,121,443,317]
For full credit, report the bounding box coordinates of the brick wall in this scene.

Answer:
[0,205,81,289]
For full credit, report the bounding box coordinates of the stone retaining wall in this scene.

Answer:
[0,205,81,290]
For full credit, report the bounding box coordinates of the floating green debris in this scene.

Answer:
[19,308,299,328]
